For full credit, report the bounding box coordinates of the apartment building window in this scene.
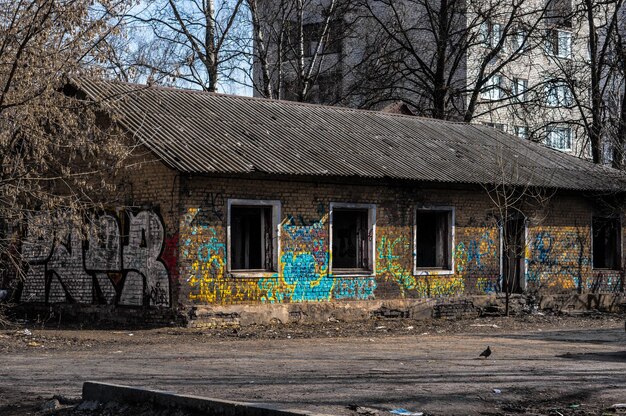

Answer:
[514,126,528,139]
[546,29,572,58]
[415,208,454,273]
[546,0,573,28]
[513,78,528,101]
[545,126,572,151]
[482,122,505,132]
[545,80,573,107]
[512,27,528,51]
[481,74,504,100]
[312,71,342,104]
[330,203,375,274]
[479,21,502,48]
[592,216,621,270]
[282,72,342,104]
[286,20,342,58]
[228,200,280,272]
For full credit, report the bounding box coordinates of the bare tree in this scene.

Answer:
[541,0,626,164]
[483,147,555,315]
[0,0,132,306]
[348,0,549,120]
[250,0,358,103]
[122,0,250,92]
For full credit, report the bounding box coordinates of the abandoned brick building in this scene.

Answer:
[17,79,626,325]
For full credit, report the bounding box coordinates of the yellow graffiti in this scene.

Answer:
[182,208,261,304]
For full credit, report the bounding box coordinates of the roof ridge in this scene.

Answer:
[74,76,474,125]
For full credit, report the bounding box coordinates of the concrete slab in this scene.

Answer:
[82,381,332,416]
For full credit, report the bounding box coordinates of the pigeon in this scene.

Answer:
[479,346,492,358]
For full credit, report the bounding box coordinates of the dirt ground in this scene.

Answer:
[1,313,625,416]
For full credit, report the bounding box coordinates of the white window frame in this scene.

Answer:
[329,202,376,277]
[513,78,528,101]
[545,126,572,151]
[414,206,455,276]
[482,122,506,132]
[481,74,504,101]
[480,21,502,48]
[545,81,572,107]
[546,29,572,59]
[227,199,281,277]
[514,125,528,139]
[512,28,528,51]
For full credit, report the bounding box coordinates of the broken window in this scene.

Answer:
[592,216,621,270]
[331,205,374,272]
[416,209,453,270]
[230,203,278,271]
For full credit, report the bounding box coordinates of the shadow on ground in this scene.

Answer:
[557,350,626,362]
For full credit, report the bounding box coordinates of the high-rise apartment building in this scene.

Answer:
[253,0,606,159]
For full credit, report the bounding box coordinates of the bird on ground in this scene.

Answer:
[479,346,492,358]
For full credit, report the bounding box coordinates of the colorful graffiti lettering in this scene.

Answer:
[260,215,376,303]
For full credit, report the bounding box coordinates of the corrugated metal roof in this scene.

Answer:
[75,78,626,192]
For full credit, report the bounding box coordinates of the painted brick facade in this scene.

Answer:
[174,173,624,307]
[17,153,625,322]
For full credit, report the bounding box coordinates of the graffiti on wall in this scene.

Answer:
[375,226,499,298]
[181,203,614,304]
[182,208,376,304]
[182,207,263,304]
[21,211,170,306]
[526,227,594,291]
[261,215,376,302]
[455,228,499,294]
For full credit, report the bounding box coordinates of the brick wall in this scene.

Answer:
[18,153,625,320]
[19,150,183,310]
[175,174,623,308]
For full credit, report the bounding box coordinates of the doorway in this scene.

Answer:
[502,216,526,294]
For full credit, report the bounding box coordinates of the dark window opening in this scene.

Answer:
[593,216,621,270]
[231,206,273,271]
[416,210,452,269]
[332,208,370,271]
[546,0,573,28]
[282,20,343,60]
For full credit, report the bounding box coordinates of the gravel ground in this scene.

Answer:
[1,312,625,416]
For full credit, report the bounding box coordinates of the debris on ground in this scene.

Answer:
[389,409,424,416]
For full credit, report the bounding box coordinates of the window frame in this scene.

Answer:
[513,78,528,102]
[514,125,529,139]
[591,215,623,271]
[482,122,506,132]
[512,27,528,51]
[545,80,573,107]
[481,74,504,101]
[545,28,572,59]
[413,206,455,276]
[479,21,502,49]
[227,199,281,277]
[545,126,572,151]
[329,202,376,277]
